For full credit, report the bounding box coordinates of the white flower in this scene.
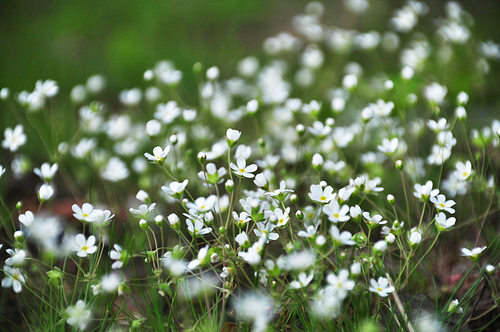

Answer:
[161,179,189,198]
[187,245,210,270]
[424,82,447,105]
[312,153,324,167]
[226,128,241,145]
[145,119,161,136]
[2,125,27,152]
[235,231,250,247]
[414,181,439,202]
[430,194,456,214]
[101,157,129,182]
[297,225,317,239]
[254,222,279,243]
[19,210,34,227]
[186,219,212,236]
[324,201,350,223]
[2,266,25,293]
[454,161,473,181]
[233,211,251,228]
[378,138,398,155]
[309,183,336,204]
[370,99,394,117]
[284,251,316,270]
[326,269,355,299]
[35,79,59,97]
[110,244,125,269]
[435,212,456,232]
[144,146,170,164]
[186,195,217,212]
[38,184,54,202]
[234,293,273,332]
[66,300,91,330]
[5,248,26,267]
[363,212,387,228]
[230,158,258,178]
[290,272,314,289]
[461,246,487,260]
[273,207,290,228]
[34,162,58,182]
[238,238,266,265]
[72,203,95,222]
[73,234,97,257]
[101,273,122,293]
[427,118,449,132]
[330,226,355,246]
[87,209,114,227]
[409,228,423,245]
[369,277,395,297]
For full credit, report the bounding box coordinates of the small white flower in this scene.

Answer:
[308,183,336,204]
[73,234,97,257]
[161,180,189,198]
[326,269,355,299]
[454,161,473,181]
[101,273,122,293]
[18,210,34,227]
[145,119,161,136]
[110,244,125,269]
[369,277,395,297]
[226,128,241,145]
[144,146,170,164]
[34,162,58,182]
[5,248,27,267]
[230,158,258,178]
[297,225,317,239]
[461,246,487,260]
[38,184,54,202]
[378,138,398,155]
[186,219,212,236]
[2,265,25,293]
[2,125,27,152]
[290,272,314,289]
[414,180,439,202]
[430,194,456,214]
[66,300,91,330]
[72,203,95,222]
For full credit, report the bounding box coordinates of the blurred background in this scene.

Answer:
[1,0,499,103]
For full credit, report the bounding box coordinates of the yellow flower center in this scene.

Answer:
[239,168,246,173]
[320,196,326,201]
[82,246,88,251]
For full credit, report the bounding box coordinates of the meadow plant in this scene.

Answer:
[1,1,500,331]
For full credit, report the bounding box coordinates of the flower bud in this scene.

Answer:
[167,213,180,229]
[14,230,24,243]
[197,152,207,165]
[396,160,404,171]
[16,201,23,210]
[219,226,226,235]
[139,219,148,230]
[387,194,395,205]
[258,138,265,147]
[295,210,304,220]
[155,215,164,227]
[296,124,305,137]
[225,179,234,193]
[290,194,298,204]
[486,264,495,275]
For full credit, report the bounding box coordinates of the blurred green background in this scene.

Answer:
[1,0,499,102]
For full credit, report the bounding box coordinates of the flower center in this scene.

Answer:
[239,168,246,173]
[320,196,326,201]
[82,246,88,251]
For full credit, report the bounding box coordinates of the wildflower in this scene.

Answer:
[66,300,91,330]
[370,99,394,117]
[101,273,122,294]
[5,248,27,267]
[186,195,217,212]
[198,163,226,184]
[235,231,250,248]
[232,211,251,228]
[186,219,212,237]
[409,228,423,246]
[424,82,447,105]
[430,194,456,214]
[72,203,95,222]
[162,253,187,276]
[326,269,355,299]
[73,234,97,257]
[38,184,54,202]
[309,183,336,204]
[226,128,241,147]
[290,272,314,289]
[2,125,27,152]
[238,237,266,265]
[312,153,324,170]
[2,266,25,293]
[378,138,399,155]
[145,119,161,136]
[187,245,210,270]
[254,221,279,243]
[369,277,395,297]
[448,299,464,314]
[414,180,439,202]
[363,212,387,229]
[235,144,252,160]
[461,246,487,261]
[129,203,156,219]
[454,161,473,181]
[283,251,316,271]
[161,179,189,199]
[297,225,317,239]
[101,157,129,182]
[87,209,114,227]
[265,181,293,202]
[234,293,273,332]
[350,205,363,221]
[324,200,350,223]
[230,157,258,178]
[427,118,449,132]
[330,226,355,246]
[18,210,34,227]
[144,146,170,164]
[136,190,150,203]
[272,207,290,228]
[33,162,58,183]
[109,244,127,269]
